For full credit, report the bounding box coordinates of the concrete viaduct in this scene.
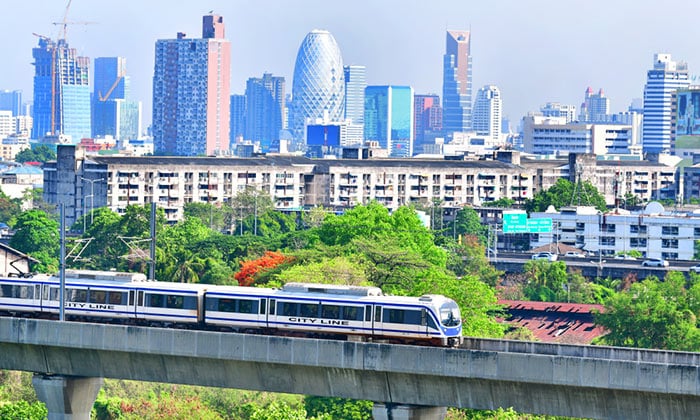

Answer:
[1,317,699,420]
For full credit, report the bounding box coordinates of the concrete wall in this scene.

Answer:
[1,317,699,419]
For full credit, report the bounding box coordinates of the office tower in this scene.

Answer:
[579,87,610,122]
[472,85,503,144]
[92,57,142,140]
[540,102,577,123]
[229,94,246,143]
[152,14,231,156]
[31,37,91,141]
[244,73,285,152]
[364,85,414,157]
[0,90,22,116]
[642,53,689,154]
[413,94,442,152]
[291,30,345,148]
[344,65,366,145]
[442,30,472,135]
[0,111,12,140]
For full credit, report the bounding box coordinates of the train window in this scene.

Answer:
[89,290,106,304]
[138,292,145,306]
[269,299,275,315]
[384,309,422,325]
[43,285,50,300]
[166,295,184,309]
[238,299,255,314]
[260,299,266,314]
[321,304,340,319]
[279,302,298,316]
[109,292,126,305]
[50,288,59,301]
[0,284,12,297]
[147,293,164,308]
[212,298,235,312]
[341,306,363,321]
[128,291,135,306]
[183,296,197,310]
[365,305,372,322]
[375,306,382,322]
[300,303,319,317]
[426,314,438,330]
[69,288,88,303]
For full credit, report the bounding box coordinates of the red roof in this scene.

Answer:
[498,299,607,344]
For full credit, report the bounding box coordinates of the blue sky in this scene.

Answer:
[2,0,700,128]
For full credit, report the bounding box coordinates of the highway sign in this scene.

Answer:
[527,218,552,233]
[503,211,527,233]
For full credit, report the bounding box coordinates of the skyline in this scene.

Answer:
[2,0,700,130]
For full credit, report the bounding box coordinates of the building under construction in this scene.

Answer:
[31,36,91,142]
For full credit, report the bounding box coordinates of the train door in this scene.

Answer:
[373,305,382,337]
[365,305,373,334]
[267,298,275,328]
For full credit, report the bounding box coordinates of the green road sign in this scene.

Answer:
[527,218,552,233]
[503,211,527,233]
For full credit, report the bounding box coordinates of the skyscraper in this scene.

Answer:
[413,94,442,153]
[442,30,472,135]
[0,90,23,117]
[244,73,285,152]
[152,14,231,156]
[291,30,345,148]
[344,65,366,145]
[579,87,610,123]
[31,37,91,141]
[92,57,141,140]
[642,53,689,154]
[472,85,502,144]
[365,85,414,157]
[229,94,246,143]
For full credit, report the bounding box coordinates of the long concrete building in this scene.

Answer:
[43,145,678,227]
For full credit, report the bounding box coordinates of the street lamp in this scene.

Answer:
[81,177,105,227]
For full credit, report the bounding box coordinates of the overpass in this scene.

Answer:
[1,317,699,420]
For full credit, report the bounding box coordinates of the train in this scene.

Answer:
[0,269,463,347]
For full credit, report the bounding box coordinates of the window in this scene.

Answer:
[630,238,647,248]
[341,306,363,321]
[69,288,88,303]
[89,290,106,304]
[630,225,648,234]
[599,237,615,246]
[147,293,164,308]
[601,224,616,233]
[0,285,33,299]
[383,308,423,325]
[662,226,679,236]
[321,304,340,319]
[300,303,319,317]
[662,239,679,249]
[109,292,125,305]
[279,302,297,316]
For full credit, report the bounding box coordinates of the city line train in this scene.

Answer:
[0,270,463,347]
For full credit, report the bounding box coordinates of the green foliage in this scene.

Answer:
[0,188,22,226]
[522,260,569,302]
[184,202,227,232]
[595,273,700,350]
[454,207,487,244]
[449,406,551,419]
[0,400,47,420]
[14,144,56,164]
[304,396,372,420]
[275,256,368,285]
[9,210,59,272]
[524,178,607,213]
[487,197,516,208]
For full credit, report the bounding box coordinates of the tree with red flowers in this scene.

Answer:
[234,251,289,286]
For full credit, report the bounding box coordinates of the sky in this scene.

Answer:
[2,0,700,129]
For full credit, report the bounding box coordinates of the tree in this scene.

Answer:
[454,207,487,244]
[14,144,56,164]
[227,186,274,235]
[235,251,290,286]
[184,202,226,232]
[0,188,22,226]
[595,273,700,351]
[488,197,516,208]
[525,178,607,213]
[522,259,568,302]
[275,256,368,286]
[9,210,60,272]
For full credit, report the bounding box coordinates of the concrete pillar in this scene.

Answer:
[32,374,103,420]
[373,403,447,420]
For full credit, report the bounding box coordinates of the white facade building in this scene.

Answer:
[472,85,502,145]
[642,53,689,154]
[540,102,577,123]
[522,115,634,155]
[530,203,700,260]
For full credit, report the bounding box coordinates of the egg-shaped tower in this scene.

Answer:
[290,30,345,146]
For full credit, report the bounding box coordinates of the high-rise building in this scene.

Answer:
[244,73,285,152]
[413,94,442,153]
[291,30,345,148]
[365,85,414,157]
[472,85,502,144]
[31,37,91,141]
[579,87,610,122]
[152,14,231,156]
[92,57,142,140]
[229,94,246,143]
[540,102,577,123]
[344,65,366,145]
[0,90,23,117]
[642,53,689,154]
[442,30,472,135]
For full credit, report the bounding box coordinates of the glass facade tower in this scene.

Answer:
[344,65,366,145]
[92,57,141,140]
[291,30,345,148]
[244,73,285,152]
[365,85,414,157]
[442,30,472,136]
[32,37,91,141]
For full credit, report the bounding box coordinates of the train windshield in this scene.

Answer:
[440,301,461,327]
